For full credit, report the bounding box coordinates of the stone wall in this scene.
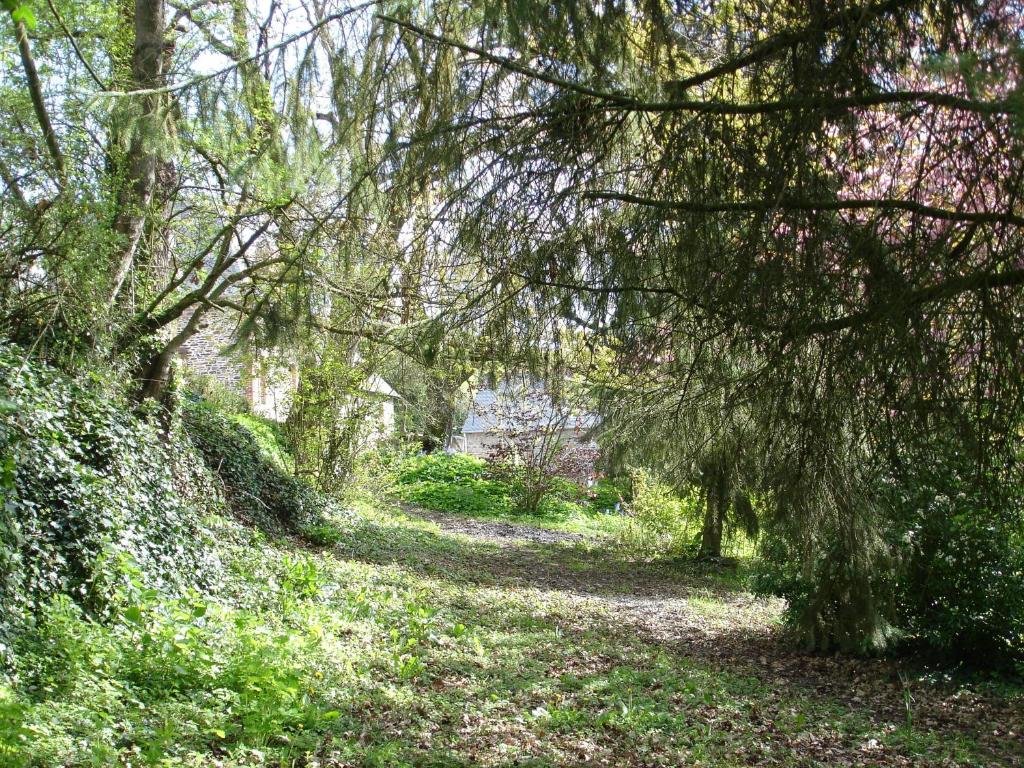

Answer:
[177,309,297,421]
[177,309,246,392]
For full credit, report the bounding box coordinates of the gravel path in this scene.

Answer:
[401,505,587,546]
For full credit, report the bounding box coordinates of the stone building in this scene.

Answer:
[176,309,297,420]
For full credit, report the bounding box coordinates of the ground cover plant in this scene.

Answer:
[1,353,1023,766]
[6,489,1023,766]
[394,452,628,537]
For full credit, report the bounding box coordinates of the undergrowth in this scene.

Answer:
[394,452,627,536]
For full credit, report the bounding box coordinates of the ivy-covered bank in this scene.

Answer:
[0,349,343,763]
[0,349,214,660]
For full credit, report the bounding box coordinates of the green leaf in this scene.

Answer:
[4,1,35,28]
[122,605,143,626]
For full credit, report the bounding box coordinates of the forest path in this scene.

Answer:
[378,504,1024,766]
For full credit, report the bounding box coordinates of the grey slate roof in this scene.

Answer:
[460,382,599,435]
[462,388,501,433]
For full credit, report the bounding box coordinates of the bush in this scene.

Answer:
[750,521,896,655]
[887,449,1024,662]
[6,585,330,764]
[396,452,623,519]
[400,478,514,516]
[233,412,294,473]
[586,478,629,513]
[614,469,701,560]
[752,441,1024,662]
[395,453,513,515]
[0,347,216,660]
[398,452,488,484]
[181,397,319,531]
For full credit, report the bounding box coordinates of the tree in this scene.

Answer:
[481,377,599,514]
[393,0,1024,653]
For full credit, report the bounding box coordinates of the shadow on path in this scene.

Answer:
[331,505,1024,765]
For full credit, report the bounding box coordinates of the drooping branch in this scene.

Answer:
[582,191,1024,228]
[377,14,1017,118]
[799,267,1024,337]
[663,0,917,95]
[97,3,378,99]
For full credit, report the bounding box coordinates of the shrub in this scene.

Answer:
[586,478,629,513]
[0,347,215,659]
[886,448,1024,662]
[396,452,618,518]
[233,412,294,472]
[614,469,701,560]
[7,585,330,764]
[752,440,1024,661]
[181,397,318,531]
[399,478,513,516]
[395,452,514,515]
[398,452,488,484]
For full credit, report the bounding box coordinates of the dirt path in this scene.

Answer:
[405,506,587,546]
[400,505,1024,766]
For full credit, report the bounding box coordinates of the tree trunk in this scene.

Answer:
[109,0,168,304]
[699,459,729,558]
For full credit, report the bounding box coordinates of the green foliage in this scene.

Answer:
[299,521,347,547]
[751,524,897,655]
[395,453,628,531]
[402,478,514,516]
[887,447,1024,663]
[753,438,1024,662]
[0,347,215,660]
[587,478,628,512]
[5,567,332,764]
[182,397,317,531]
[396,452,513,515]
[614,469,702,561]
[285,355,395,494]
[398,452,488,484]
[2,0,35,27]
[178,371,252,415]
[232,413,294,473]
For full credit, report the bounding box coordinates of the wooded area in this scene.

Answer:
[1,1,1023,764]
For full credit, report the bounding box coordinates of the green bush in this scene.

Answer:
[396,452,621,519]
[400,478,514,515]
[614,469,701,560]
[395,452,514,515]
[750,522,896,655]
[182,397,318,531]
[887,449,1024,662]
[0,347,216,659]
[586,478,629,513]
[233,412,294,473]
[752,442,1024,661]
[398,452,488,484]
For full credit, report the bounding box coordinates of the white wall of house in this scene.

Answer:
[249,362,297,421]
[457,427,593,459]
[459,431,503,457]
[360,397,395,447]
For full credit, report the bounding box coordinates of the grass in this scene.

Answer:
[4,491,1020,766]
